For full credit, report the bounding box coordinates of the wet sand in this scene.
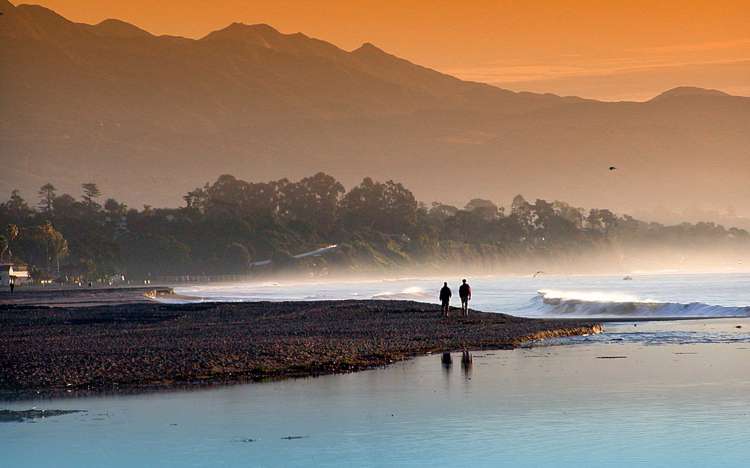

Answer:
[0,289,601,398]
[0,286,172,307]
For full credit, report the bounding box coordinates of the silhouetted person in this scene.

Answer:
[439,282,452,316]
[459,279,471,316]
[9,277,14,294]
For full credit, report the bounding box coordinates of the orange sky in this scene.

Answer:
[27,0,750,100]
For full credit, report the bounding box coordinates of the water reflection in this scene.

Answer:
[461,351,473,380]
[3,341,750,467]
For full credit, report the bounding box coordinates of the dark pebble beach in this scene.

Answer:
[0,288,601,398]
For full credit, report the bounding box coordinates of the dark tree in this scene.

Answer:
[280,172,344,234]
[340,178,418,233]
[0,234,7,262]
[4,190,31,221]
[428,203,459,222]
[81,183,101,208]
[465,198,499,220]
[38,183,57,215]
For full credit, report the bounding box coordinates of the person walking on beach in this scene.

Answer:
[9,277,15,294]
[439,282,452,316]
[459,279,471,316]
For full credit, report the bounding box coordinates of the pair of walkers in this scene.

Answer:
[439,279,471,317]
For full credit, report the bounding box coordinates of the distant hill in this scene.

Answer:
[650,86,731,101]
[1,0,749,219]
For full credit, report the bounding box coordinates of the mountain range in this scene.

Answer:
[1,0,749,221]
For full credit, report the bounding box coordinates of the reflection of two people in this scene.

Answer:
[461,350,473,378]
[441,350,473,377]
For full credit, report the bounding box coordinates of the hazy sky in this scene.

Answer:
[25,1,750,100]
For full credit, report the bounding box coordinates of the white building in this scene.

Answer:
[0,263,30,285]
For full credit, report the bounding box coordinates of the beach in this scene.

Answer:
[0,288,600,398]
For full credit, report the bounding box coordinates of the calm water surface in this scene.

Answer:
[4,332,750,467]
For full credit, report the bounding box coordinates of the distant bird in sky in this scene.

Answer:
[609,166,617,171]
[533,270,544,279]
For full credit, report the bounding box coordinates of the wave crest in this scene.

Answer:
[529,289,750,318]
[371,286,430,301]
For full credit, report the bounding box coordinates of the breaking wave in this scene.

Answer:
[524,289,750,318]
[371,286,430,301]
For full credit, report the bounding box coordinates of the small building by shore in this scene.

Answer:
[0,263,30,286]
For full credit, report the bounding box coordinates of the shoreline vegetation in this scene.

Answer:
[0,289,601,399]
[2,174,749,286]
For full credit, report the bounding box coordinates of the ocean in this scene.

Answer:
[170,271,750,320]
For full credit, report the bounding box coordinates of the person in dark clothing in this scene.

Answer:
[9,277,15,293]
[439,282,452,316]
[458,279,471,316]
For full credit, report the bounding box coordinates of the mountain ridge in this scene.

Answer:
[4,2,740,103]
[1,1,748,221]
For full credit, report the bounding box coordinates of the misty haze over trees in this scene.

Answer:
[1,173,748,282]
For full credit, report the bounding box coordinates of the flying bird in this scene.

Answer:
[532,270,544,279]
[609,166,617,171]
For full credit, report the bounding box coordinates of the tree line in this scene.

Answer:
[1,173,748,282]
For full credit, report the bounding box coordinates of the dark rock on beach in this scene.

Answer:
[0,291,601,398]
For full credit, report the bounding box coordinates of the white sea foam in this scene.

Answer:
[537,289,659,304]
[371,286,430,301]
[528,289,750,318]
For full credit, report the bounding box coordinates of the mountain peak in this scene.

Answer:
[202,22,281,42]
[201,22,343,59]
[15,3,69,23]
[230,22,279,33]
[10,3,86,40]
[651,86,730,101]
[352,42,388,56]
[91,18,152,38]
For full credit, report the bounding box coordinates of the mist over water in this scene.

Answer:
[170,271,750,320]
[169,271,750,347]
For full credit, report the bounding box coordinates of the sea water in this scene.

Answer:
[171,271,750,319]
[4,272,750,467]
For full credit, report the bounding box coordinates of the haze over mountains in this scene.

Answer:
[2,1,749,224]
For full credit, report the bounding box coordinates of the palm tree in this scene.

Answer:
[4,224,19,261]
